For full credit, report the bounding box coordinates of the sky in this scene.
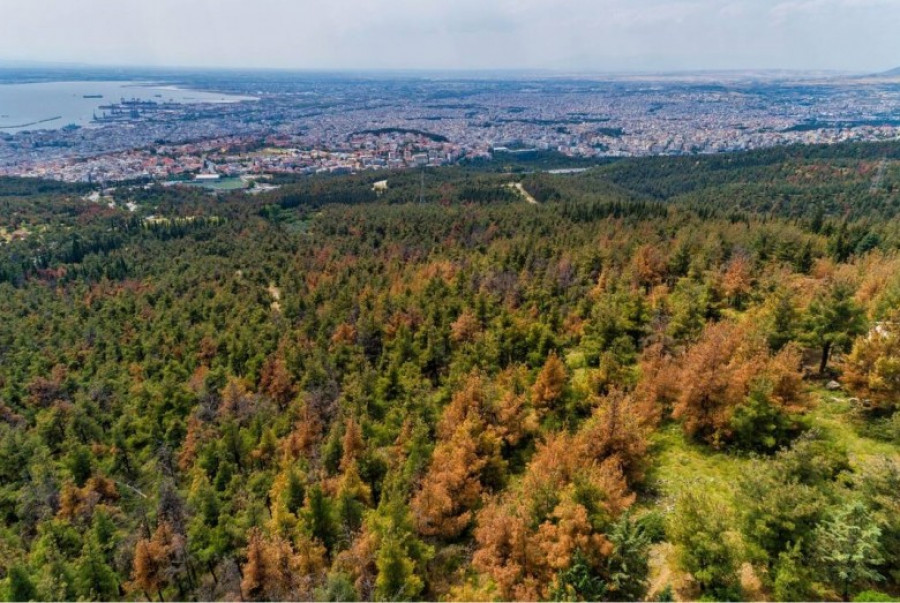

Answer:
[1,0,898,73]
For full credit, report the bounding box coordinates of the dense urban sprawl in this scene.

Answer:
[2,72,900,182]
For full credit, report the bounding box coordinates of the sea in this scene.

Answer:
[0,80,255,133]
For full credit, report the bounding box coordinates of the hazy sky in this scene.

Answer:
[1,0,898,72]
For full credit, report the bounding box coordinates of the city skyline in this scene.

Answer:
[1,0,898,73]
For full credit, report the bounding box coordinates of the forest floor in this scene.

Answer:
[644,423,752,600]
[807,388,900,465]
[643,386,899,601]
[0,225,29,242]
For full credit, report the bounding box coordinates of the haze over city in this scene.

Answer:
[1,0,899,72]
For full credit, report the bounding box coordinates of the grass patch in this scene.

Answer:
[806,388,900,466]
[644,388,900,506]
[643,423,752,506]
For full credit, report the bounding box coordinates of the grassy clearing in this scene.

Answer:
[643,424,752,600]
[644,422,750,504]
[641,388,900,601]
[806,387,900,465]
[644,388,900,506]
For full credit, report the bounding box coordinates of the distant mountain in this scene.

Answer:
[880,66,900,76]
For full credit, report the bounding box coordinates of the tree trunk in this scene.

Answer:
[819,341,832,374]
[184,557,197,590]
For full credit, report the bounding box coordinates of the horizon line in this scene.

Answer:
[0,61,889,78]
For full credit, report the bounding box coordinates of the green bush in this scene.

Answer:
[852,590,898,602]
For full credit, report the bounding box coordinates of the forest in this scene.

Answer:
[0,140,899,601]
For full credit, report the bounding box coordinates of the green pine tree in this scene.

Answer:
[74,537,120,601]
[5,565,37,603]
[802,280,866,374]
[814,501,884,601]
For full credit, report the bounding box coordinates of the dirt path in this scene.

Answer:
[647,542,675,599]
[507,182,538,204]
[268,283,281,312]
[870,157,888,193]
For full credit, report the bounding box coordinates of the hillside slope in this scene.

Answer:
[0,142,898,601]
